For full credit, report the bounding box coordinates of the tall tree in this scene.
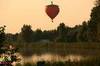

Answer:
[20,24,33,43]
[56,23,68,42]
[0,26,6,53]
[88,0,100,41]
[80,21,88,41]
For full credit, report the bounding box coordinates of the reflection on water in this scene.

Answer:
[20,53,88,64]
[13,53,88,66]
[32,54,84,63]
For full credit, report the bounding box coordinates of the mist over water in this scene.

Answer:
[17,53,88,65]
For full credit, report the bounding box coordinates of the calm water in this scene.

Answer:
[15,53,88,65]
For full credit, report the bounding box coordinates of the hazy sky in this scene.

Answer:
[0,0,95,33]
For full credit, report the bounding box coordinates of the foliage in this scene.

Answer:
[88,0,100,41]
[0,26,6,53]
[0,26,6,44]
[20,24,33,43]
[56,23,68,42]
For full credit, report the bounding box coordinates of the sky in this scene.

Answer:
[0,0,95,33]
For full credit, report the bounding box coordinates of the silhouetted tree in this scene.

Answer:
[0,26,6,53]
[34,29,42,41]
[67,26,79,42]
[88,0,100,41]
[79,21,88,41]
[0,26,6,43]
[56,23,68,42]
[42,30,57,41]
[5,33,18,43]
[20,24,33,43]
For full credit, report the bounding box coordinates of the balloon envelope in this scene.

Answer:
[45,4,60,22]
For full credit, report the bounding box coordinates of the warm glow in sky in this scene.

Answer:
[0,0,95,33]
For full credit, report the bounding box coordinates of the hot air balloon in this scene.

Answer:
[45,1,60,22]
